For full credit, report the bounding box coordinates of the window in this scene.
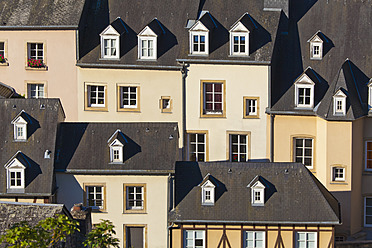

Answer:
[85,185,105,210]
[201,179,215,206]
[365,197,372,226]
[110,144,123,163]
[368,80,372,112]
[28,43,43,60]
[297,86,312,107]
[187,132,207,162]
[201,81,225,117]
[294,138,313,169]
[0,41,5,63]
[184,230,205,248]
[27,84,44,98]
[125,226,146,248]
[310,42,322,59]
[189,20,209,55]
[333,90,347,116]
[138,36,157,60]
[294,72,315,109]
[12,112,28,141]
[250,181,265,206]
[230,134,248,162]
[5,153,27,193]
[230,32,249,56]
[9,169,23,188]
[160,96,172,113]
[244,97,259,118]
[85,84,107,110]
[118,86,140,111]
[295,232,317,248]
[244,231,265,248]
[365,141,372,170]
[102,38,118,58]
[332,167,345,181]
[193,34,206,53]
[124,184,146,213]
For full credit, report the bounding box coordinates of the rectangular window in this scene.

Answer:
[294,138,313,169]
[230,134,248,162]
[298,88,311,105]
[244,97,259,118]
[365,197,372,227]
[120,86,138,109]
[103,38,117,57]
[233,35,246,54]
[296,232,317,248]
[366,141,372,170]
[0,42,4,58]
[28,43,43,60]
[14,124,27,141]
[86,84,107,110]
[184,230,205,248]
[201,81,225,117]
[10,171,22,187]
[245,231,265,248]
[141,39,154,58]
[188,132,207,162]
[193,35,205,53]
[332,167,345,181]
[28,84,44,99]
[124,184,146,213]
[160,96,172,113]
[313,45,319,56]
[85,185,104,210]
[126,226,144,248]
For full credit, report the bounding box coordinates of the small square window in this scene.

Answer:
[245,231,265,248]
[124,184,146,213]
[244,97,259,118]
[332,167,345,181]
[27,84,45,99]
[118,86,140,111]
[85,84,107,110]
[85,185,105,210]
[187,132,207,162]
[160,96,172,113]
[193,34,206,53]
[201,81,225,117]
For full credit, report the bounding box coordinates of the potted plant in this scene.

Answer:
[0,54,5,63]
[27,58,44,68]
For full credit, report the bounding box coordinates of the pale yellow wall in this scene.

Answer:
[0,197,44,203]
[208,229,223,248]
[0,30,78,120]
[186,64,269,161]
[56,173,169,248]
[77,68,183,145]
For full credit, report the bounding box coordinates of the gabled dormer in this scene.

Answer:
[307,31,328,60]
[229,13,257,56]
[368,79,372,112]
[247,175,266,206]
[188,11,217,55]
[100,17,127,59]
[138,18,165,60]
[4,151,30,193]
[333,88,347,116]
[107,129,127,163]
[11,110,30,141]
[198,173,217,206]
[294,67,316,109]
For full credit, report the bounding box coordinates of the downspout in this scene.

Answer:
[270,114,275,162]
[167,173,174,248]
[181,63,188,160]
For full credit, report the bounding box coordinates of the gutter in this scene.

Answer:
[76,62,182,71]
[171,220,341,225]
[181,62,189,160]
[0,193,52,197]
[56,169,174,175]
[176,59,271,65]
[266,110,317,116]
[0,25,78,30]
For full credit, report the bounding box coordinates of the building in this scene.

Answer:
[55,122,179,247]
[170,162,341,248]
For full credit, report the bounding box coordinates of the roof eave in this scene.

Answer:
[170,219,341,225]
[0,25,78,30]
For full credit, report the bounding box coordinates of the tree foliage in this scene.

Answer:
[83,220,119,248]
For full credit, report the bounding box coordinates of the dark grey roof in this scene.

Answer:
[170,162,340,225]
[232,12,258,32]
[0,201,70,234]
[110,17,127,35]
[271,0,372,120]
[0,0,86,28]
[144,18,166,36]
[78,0,282,67]
[55,122,179,174]
[0,99,65,196]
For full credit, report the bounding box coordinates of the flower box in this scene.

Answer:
[0,54,6,63]
[27,58,45,68]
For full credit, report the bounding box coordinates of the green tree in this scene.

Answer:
[83,220,119,248]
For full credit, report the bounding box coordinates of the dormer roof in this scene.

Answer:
[100,18,127,36]
[189,11,217,31]
[333,88,347,98]
[198,173,217,187]
[294,67,319,86]
[139,18,165,37]
[307,30,329,43]
[230,13,257,32]
[4,151,30,169]
[107,129,128,146]
[11,110,30,125]
[368,78,372,87]
[247,175,266,188]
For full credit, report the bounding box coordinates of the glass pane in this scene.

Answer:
[198,144,204,152]
[0,42,4,50]
[214,84,222,92]
[215,103,222,110]
[296,148,303,156]
[194,36,198,43]
[304,158,312,166]
[231,135,238,143]
[256,240,264,247]
[195,231,203,239]
[215,94,222,102]
[198,153,205,161]
[366,216,372,224]
[247,232,254,239]
[200,44,205,52]
[200,36,205,43]
[366,198,372,206]
[240,135,246,143]
[197,134,204,142]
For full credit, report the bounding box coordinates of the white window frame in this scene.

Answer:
[251,187,264,206]
[120,86,138,109]
[0,41,5,59]
[190,30,209,55]
[365,141,372,171]
[295,84,314,108]
[365,197,372,227]
[230,32,249,56]
[246,99,257,116]
[28,83,45,99]
[332,167,345,181]
[27,42,44,60]
[201,180,215,206]
[188,133,206,162]
[310,41,323,60]
[333,97,345,115]
[368,81,372,112]
[8,168,24,189]
[86,185,104,210]
[138,37,157,60]
[101,37,119,59]
[184,230,205,248]
[126,186,144,210]
[110,145,123,163]
[244,231,265,248]
[294,138,314,169]
[88,85,106,108]
[203,82,223,115]
[230,134,248,162]
[295,232,317,248]
[14,124,27,141]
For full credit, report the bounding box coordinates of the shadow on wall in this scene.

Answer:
[56,174,84,210]
[175,162,203,206]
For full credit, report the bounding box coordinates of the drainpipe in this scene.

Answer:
[167,173,175,248]
[181,63,188,160]
[167,222,175,248]
[270,114,275,162]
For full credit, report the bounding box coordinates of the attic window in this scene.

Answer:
[107,129,127,163]
[294,70,315,109]
[11,110,29,141]
[138,25,158,60]
[248,177,266,207]
[100,25,120,59]
[368,80,372,112]
[308,31,326,60]
[189,16,211,55]
[4,152,28,193]
[229,13,255,56]
[200,176,216,206]
[333,89,346,116]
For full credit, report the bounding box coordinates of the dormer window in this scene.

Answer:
[4,151,29,193]
[199,174,216,206]
[333,89,347,116]
[100,18,127,59]
[248,176,266,206]
[11,110,29,141]
[189,11,216,55]
[294,69,316,109]
[308,31,328,60]
[107,129,127,163]
[138,19,165,60]
[229,13,257,56]
[368,79,372,112]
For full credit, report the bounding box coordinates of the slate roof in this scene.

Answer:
[0,0,86,28]
[170,162,340,225]
[270,0,372,121]
[78,0,282,67]
[0,201,70,234]
[55,122,179,174]
[0,99,65,196]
